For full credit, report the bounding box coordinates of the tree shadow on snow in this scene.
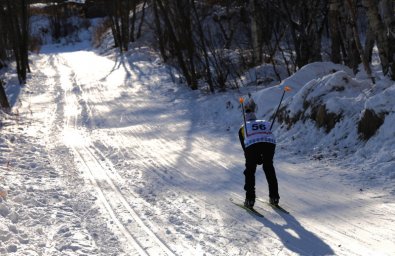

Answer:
[261,212,335,255]
[98,54,126,82]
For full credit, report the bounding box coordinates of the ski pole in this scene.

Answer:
[270,86,291,131]
[239,97,248,137]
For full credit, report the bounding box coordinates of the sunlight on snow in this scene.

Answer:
[65,51,130,87]
[62,127,87,147]
[284,228,301,240]
[63,102,80,117]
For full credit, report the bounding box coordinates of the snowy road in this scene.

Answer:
[3,43,394,255]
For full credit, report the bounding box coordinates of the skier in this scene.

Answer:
[238,98,280,209]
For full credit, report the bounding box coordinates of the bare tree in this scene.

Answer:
[3,0,30,84]
[380,0,395,79]
[106,0,131,51]
[0,3,9,69]
[191,0,214,92]
[105,0,147,52]
[328,0,342,63]
[152,0,168,61]
[346,0,374,83]
[154,0,198,89]
[363,0,395,80]
[106,1,126,51]
[250,0,260,64]
[276,0,327,69]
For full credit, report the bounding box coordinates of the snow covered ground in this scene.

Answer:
[1,37,395,255]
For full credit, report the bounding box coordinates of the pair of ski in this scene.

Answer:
[230,198,289,218]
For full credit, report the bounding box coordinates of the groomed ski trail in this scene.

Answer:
[33,46,249,255]
[51,52,178,256]
[18,43,395,256]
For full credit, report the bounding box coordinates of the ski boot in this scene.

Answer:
[269,197,279,206]
[244,198,255,209]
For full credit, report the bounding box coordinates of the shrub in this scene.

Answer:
[358,109,386,140]
[92,18,111,48]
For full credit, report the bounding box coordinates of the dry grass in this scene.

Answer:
[92,18,111,48]
[0,190,7,200]
[29,35,43,54]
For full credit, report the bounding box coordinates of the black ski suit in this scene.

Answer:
[238,120,279,202]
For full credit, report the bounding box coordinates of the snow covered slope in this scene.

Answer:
[0,40,394,255]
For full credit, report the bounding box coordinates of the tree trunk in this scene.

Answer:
[179,0,198,90]
[152,0,167,61]
[120,0,130,51]
[329,0,342,63]
[364,25,376,63]
[0,80,10,109]
[363,0,391,76]
[250,0,260,64]
[6,0,29,84]
[107,0,130,52]
[379,0,395,79]
[346,0,375,83]
[155,0,193,87]
[279,0,325,69]
[130,1,137,42]
[136,1,147,39]
[191,0,214,93]
[280,0,302,68]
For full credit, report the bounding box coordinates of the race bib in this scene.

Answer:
[244,120,276,147]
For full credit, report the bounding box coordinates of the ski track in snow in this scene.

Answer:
[1,44,394,255]
[34,48,290,255]
[51,53,177,256]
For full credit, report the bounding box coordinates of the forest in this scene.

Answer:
[1,0,394,108]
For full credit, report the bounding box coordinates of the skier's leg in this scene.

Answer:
[261,143,280,200]
[243,147,258,201]
[244,161,257,201]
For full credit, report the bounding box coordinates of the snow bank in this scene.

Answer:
[249,62,395,187]
[198,60,394,189]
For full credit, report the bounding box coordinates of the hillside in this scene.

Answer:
[0,6,395,256]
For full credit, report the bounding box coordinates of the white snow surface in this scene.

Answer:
[1,39,395,256]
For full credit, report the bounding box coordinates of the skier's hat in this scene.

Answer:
[244,98,256,113]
